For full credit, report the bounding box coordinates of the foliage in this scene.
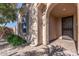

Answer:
[0,3,17,24]
[6,34,27,47]
[0,4,17,39]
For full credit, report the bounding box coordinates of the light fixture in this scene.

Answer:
[63,8,66,11]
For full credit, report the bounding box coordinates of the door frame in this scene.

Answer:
[62,16,74,39]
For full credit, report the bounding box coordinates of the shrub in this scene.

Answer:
[6,34,27,47]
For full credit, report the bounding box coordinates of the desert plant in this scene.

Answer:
[6,34,27,47]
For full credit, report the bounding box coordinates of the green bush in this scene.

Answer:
[6,34,27,47]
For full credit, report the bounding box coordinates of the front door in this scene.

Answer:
[62,16,73,39]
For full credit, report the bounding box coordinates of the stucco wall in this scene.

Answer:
[49,15,61,41]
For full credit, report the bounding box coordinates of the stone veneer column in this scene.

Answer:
[42,12,49,45]
[30,7,38,46]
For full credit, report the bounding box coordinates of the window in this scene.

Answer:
[22,15,27,33]
[22,12,29,34]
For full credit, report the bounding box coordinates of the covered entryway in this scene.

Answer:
[48,3,77,55]
[49,3,77,42]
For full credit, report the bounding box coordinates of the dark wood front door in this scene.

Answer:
[62,16,73,38]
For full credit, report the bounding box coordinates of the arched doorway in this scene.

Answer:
[48,3,77,43]
[44,3,78,54]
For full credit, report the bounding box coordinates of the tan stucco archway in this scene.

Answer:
[48,3,77,41]
[43,3,78,54]
[35,3,79,54]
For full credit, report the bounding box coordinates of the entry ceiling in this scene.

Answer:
[51,3,77,17]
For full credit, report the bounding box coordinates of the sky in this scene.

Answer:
[16,3,22,8]
[5,22,17,28]
[0,3,22,28]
